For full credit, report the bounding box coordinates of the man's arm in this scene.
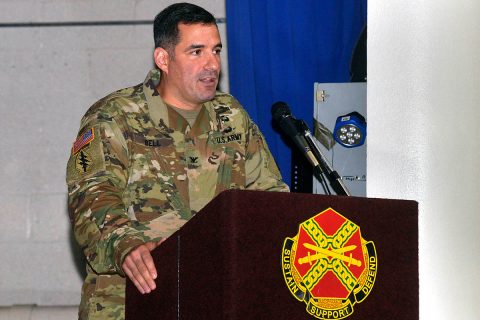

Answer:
[67,119,162,293]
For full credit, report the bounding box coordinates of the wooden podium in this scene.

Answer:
[126,190,418,319]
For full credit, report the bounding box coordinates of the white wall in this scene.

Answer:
[368,1,480,319]
[0,0,226,309]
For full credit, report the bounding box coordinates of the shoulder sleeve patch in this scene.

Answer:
[66,126,106,184]
[72,127,95,154]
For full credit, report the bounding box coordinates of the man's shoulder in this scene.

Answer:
[205,92,254,135]
[212,91,240,106]
[81,83,144,126]
[209,91,248,115]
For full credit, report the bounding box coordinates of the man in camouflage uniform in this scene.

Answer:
[67,3,289,319]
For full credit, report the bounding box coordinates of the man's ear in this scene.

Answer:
[154,47,170,73]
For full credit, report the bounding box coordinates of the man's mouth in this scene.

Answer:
[199,72,218,85]
[199,76,217,84]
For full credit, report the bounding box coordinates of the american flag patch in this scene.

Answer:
[72,127,95,154]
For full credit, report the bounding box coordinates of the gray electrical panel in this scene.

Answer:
[313,82,367,196]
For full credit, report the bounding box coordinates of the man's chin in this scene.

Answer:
[198,91,217,102]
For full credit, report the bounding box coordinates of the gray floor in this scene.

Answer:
[0,306,78,320]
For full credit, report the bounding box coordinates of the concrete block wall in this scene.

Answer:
[0,0,226,316]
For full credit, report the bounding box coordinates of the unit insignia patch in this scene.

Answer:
[282,208,377,319]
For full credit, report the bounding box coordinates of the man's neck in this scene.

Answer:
[167,104,201,127]
[156,82,202,111]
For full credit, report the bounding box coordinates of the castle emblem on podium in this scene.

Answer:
[282,208,377,319]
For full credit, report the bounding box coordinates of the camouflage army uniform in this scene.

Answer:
[66,69,289,319]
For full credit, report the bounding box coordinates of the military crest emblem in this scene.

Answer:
[282,208,377,319]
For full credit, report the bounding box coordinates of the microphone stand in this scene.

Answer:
[297,120,351,196]
[311,160,331,196]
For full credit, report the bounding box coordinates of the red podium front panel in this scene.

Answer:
[126,190,418,319]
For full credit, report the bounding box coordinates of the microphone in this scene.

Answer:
[271,101,351,196]
[271,101,320,168]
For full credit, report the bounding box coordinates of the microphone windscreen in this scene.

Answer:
[271,101,291,122]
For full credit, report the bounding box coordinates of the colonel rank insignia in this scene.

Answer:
[282,208,377,319]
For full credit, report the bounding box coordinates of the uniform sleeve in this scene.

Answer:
[66,118,152,275]
[244,118,290,192]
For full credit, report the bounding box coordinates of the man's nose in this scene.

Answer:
[204,53,220,71]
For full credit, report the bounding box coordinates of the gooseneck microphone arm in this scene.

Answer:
[271,101,351,196]
[297,120,351,196]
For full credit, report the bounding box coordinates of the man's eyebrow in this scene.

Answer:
[186,44,205,51]
[185,42,223,51]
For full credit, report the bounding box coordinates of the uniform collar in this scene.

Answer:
[142,69,216,135]
[143,69,170,129]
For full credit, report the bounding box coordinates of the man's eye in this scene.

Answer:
[214,48,222,55]
[191,49,201,55]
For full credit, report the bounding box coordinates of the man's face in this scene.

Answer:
[158,23,222,109]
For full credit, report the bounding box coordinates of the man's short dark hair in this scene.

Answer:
[153,3,217,55]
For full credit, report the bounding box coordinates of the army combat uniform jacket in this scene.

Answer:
[66,69,289,319]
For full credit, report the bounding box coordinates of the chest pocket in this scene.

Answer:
[205,130,246,194]
[126,135,191,222]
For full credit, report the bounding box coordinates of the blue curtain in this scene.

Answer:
[226,0,367,187]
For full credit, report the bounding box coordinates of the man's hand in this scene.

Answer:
[122,240,164,294]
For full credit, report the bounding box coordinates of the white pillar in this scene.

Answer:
[368,1,480,319]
